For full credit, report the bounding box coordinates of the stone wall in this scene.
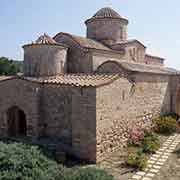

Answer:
[96,61,128,76]
[145,55,164,66]
[91,50,124,72]
[39,85,73,142]
[40,84,97,162]
[54,34,92,73]
[23,45,67,77]
[0,79,97,162]
[96,73,171,162]
[111,41,146,63]
[71,87,96,162]
[170,75,180,115]
[0,79,40,138]
[86,18,128,45]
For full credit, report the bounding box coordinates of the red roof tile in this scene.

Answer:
[0,74,119,87]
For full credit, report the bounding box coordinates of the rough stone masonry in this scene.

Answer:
[0,7,180,163]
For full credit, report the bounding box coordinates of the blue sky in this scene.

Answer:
[0,0,180,69]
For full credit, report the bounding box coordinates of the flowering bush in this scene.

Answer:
[128,126,145,146]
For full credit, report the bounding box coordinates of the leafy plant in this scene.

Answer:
[142,132,160,153]
[163,113,179,121]
[126,150,148,169]
[154,116,178,135]
[0,141,64,180]
[0,141,114,180]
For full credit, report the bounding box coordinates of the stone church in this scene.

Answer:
[0,7,180,163]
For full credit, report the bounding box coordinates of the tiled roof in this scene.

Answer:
[23,33,67,48]
[118,61,179,75]
[85,7,128,24]
[0,74,119,87]
[145,54,164,61]
[53,32,111,51]
[24,74,119,87]
[92,7,122,19]
[70,34,111,51]
[35,33,58,45]
[112,39,146,48]
[0,76,14,81]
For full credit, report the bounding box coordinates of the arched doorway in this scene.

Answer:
[7,106,27,137]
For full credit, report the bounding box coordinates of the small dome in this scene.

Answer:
[92,7,122,19]
[35,33,57,45]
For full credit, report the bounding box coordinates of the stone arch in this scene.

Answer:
[96,60,127,74]
[6,106,27,137]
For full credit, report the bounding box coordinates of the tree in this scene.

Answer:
[0,57,22,75]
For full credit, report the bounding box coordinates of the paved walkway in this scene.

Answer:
[129,133,180,180]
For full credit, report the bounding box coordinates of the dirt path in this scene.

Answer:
[155,142,180,180]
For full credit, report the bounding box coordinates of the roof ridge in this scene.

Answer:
[112,39,146,48]
[53,32,111,51]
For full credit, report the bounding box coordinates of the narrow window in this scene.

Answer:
[122,90,125,101]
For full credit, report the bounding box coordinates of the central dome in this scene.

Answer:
[85,7,128,24]
[92,7,122,19]
[85,7,129,45]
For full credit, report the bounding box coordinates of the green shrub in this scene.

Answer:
[0,141,63,180]
[154,116,178,135]
[142,132,160,153]
[163,113,179,121]
[126,150,148,169]
[62,167,114,180]
[0,141,114,180]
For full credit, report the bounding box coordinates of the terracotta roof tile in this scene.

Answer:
[92,7,122,19]
[28,74,119,87]
[35,33,58,45]
[0,74,119,87]
[118,61,179,75]
[111,39,146,48]
[85,7,128,24]
[54,32,111,51]
[70,34,110,50]
[0,76,14,81]
[23,33,68,48]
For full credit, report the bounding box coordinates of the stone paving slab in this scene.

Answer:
[129,133,180,180]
